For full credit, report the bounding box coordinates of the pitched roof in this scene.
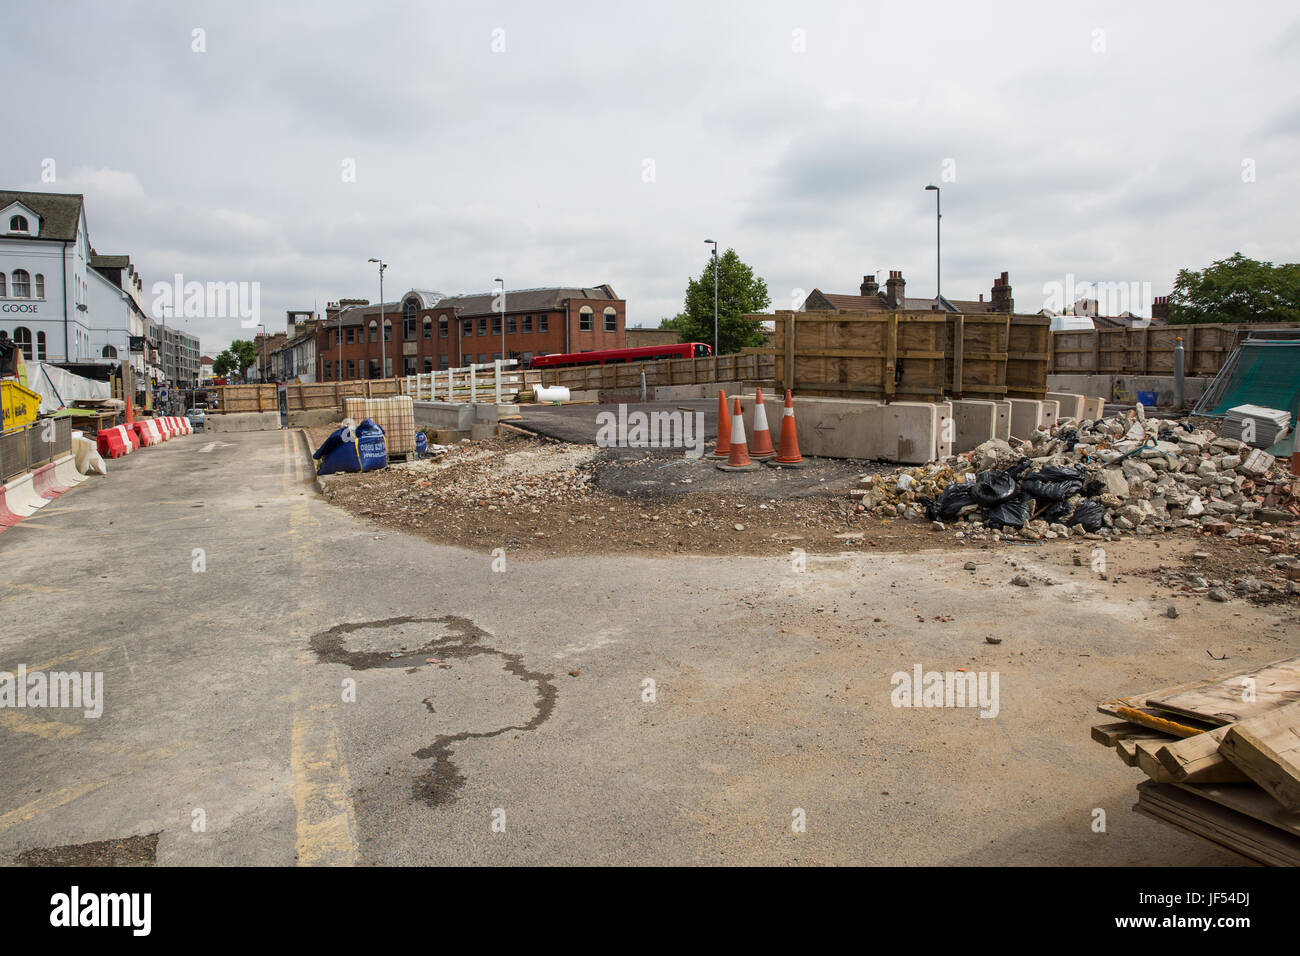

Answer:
[436,285,620,317]
[0,190,85,241]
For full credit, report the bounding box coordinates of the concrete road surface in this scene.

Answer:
[1,429,1275,865]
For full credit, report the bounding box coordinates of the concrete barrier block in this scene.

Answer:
[206,411,281,433]
[1083,396,1106,420]
[935,401,953,459]
[434,428,471,444]
[1007,399,1043,439]
[888,402,941,464]
[1040,400,1060,431]
[993,401,1011,441]
[470,423,498,440]
[287,408,341,428]
[1046,392,1085,420]
[951,400,997,453]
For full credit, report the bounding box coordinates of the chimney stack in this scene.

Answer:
[990,271,1013,312]
[860,274,879,297]
[1151,295,1170,321]
[884,270,906,309]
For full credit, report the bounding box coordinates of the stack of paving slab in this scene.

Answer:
[1222,405,1291,448]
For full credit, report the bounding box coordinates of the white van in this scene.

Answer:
[1048,315,1096,333]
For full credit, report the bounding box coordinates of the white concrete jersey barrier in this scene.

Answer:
[1,470,48,518]
[52,453,87,489]
[737,395,948,464]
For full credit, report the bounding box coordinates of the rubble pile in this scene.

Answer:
[851,412,1300,544]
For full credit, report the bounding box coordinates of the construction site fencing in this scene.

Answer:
[1049,322,1300,376]
[536,352,777,392]
[0,417,73,483]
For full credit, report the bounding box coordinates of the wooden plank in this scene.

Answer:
[1220,702,1300,810]
[884,313,897,400]
[1136,782,1300,866]
[1174,781,1300,838]
[1090,721,1142,747]
[1147,656,1300,725]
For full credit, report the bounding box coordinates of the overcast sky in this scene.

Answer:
[5,1,1298,353]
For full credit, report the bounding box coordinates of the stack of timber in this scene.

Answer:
[1091,655,1300,866]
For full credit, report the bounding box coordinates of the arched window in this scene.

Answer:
[403,298,418,339]
[34,274,44,298]
[579,306,594,331]
[0,272,6,296]
[423,315,433,339]
[383,317,392,342]
[37,332,46,360]
[11,270,30,298]
[8,215,28,233]
[368,320,378,343]
[603,306,617,332]
[438,315,448,338]
[102,345,118,359]
[13,326,32,359]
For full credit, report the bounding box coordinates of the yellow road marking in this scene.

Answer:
[284,428,357,865]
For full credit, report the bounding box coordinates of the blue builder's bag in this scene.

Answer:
[314,419,387,475]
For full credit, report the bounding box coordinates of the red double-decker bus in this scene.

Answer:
[529,342,711,370]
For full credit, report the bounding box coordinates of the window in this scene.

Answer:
[579,307,593,331]
[404,356,417,376]
[102,345,118,359]
[11,270,30,298]
[506,316,517,334]
[491,315,502,335]
[346,359,356,378]
[423,316,433,339]
[369,320,378,343]
[477,317,487,335]
[478,353,488,364]
[368,359,380,378]
[323,360,332,379]
[522,315,533,333]
[0,273,5,296]
[522,352,533,364]
[538,314,549,332]
[34,274,44,299]
[438,316,449,338]
[462,318,473,336]
[8,215,28,233]
[423,357,433,373]
[403,298,418,339]
[383,318,392,342]
[13,327,32,359]
[346,327,356,344]
[384,357,392,377]
[604,307,617,332]
[438,355,449,370]
[37,332,46,360]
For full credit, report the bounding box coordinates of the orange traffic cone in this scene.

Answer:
[126,398,135,425]
[771,389,806,467]
[709,389,731,458]
[749,387,776,460]
[716,397,758,471]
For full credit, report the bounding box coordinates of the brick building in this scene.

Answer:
[316,285,625,380]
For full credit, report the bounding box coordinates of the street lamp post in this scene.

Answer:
[368,258,387,378]
[495,278,505,361]
[258,323,268,384]
[704,239,718,355]
[924,185,941,304]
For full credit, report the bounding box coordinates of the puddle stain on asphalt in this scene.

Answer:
[308,615,556,807]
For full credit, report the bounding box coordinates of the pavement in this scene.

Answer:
[515,399,718,451]
[1,428,1294,865]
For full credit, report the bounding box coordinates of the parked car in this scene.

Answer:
[187,407,207,430]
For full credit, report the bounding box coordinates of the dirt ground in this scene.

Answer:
[305,426,1300,609]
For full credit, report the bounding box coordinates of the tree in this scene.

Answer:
[658,312,689,331]
[228,339,259,376]
[212,350,236,378]
[675,248,771,354]
[1167,252,1300,324]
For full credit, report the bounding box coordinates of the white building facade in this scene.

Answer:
[0,191,95,363]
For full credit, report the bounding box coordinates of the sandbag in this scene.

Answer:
[982,491,1034,529]
[974,470,1017,506]
[922,481,980,521]
[314,419,387,475]
[1065,499,1107,532]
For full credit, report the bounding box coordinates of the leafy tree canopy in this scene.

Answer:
[672,248,771,354]
[1167,252,1300,324]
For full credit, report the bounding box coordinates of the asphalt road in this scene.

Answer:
[2,429,1283,865]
